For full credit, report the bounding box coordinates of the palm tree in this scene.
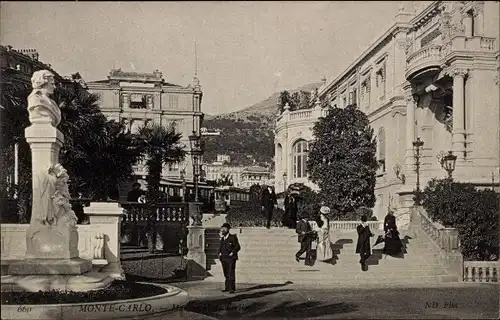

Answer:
[136,122,185,252]
[0,79,143,222]
[0,80,32,222]
[54,84,143,200]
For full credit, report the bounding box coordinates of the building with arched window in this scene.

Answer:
[275,1,499,225]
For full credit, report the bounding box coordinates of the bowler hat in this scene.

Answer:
[320,206,330,214]
[221,223,231,229]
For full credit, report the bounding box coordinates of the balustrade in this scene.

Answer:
[309,220,382,230]
[120,202,190,252]
[121,202,189,223]
[289,109,313,121]
[405,44,443,80]
[479,37,496,51]
[463,261,499,282]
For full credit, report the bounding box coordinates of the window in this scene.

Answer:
[376,64,386,99]
[352,88,357,106]
[292,140,308,179]
[130,94,147,109]
[377,128,386,173]
[169,95,179,109]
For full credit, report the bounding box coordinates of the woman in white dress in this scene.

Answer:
[315,206,333,262]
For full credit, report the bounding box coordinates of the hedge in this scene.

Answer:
[226,204,285,227]
[421,178,499,261]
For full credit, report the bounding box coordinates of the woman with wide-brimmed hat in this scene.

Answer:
[314,206,333,262]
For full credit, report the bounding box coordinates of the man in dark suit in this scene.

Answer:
[295,215,314,266]
[218,223,241,293]
[356,215,375,271]
[261,185,277,229]
[127,182,144,202]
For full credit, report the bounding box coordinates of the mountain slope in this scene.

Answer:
[202,82,322,167]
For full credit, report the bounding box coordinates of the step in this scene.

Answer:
[205,273,456,283]
[205,277,458,286]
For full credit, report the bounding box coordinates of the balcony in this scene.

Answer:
[405,44,443,80]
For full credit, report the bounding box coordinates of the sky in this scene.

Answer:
[1,1,403,115]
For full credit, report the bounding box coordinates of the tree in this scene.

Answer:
[278,90,312,113]
[307,104,378,216]
[54,83,143,200]
[421,178,499,260]
[136,123,185,203]
[135,122,185,252]
[0,78,144,221]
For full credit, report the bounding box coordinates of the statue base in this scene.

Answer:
[1,271,113,292]
[25,220,79,260]
[7,258,92,276]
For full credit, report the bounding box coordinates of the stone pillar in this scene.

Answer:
[185,225,206,280]
[84,202,126,279]
[23,123,81,260]
[451,68,467,160]
[404,84,416,176]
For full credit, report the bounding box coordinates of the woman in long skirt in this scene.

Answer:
[314,206,333,262]
[383,211,403,256]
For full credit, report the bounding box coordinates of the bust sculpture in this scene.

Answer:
[27,70,61,127]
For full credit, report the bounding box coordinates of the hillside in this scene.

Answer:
[202,82,322,166]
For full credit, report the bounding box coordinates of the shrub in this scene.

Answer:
[421,178,499,260]
[226,204,285,228]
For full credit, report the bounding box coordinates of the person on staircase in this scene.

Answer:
[284,191,299,229]
[382,210,404,256]
[218,223,241,294]
[295,215,315,266]
[261,185,277,229]
[356,214,374,271]
[314,206,333,262]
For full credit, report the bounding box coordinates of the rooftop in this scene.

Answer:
[87,68,183,87]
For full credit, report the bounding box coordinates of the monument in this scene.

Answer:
[1,70,112,292]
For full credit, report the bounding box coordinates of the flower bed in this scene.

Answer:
[1,281,167,305]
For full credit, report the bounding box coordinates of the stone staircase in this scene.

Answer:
[204,227,457,286]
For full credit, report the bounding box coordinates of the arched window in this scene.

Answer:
[378,128,386,173]
[292,140,308,178]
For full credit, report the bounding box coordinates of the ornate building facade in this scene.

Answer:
[275,1,499,225]
[87,69,204,197]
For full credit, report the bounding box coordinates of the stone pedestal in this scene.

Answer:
[185,226,206,280]
[84,202,126,279]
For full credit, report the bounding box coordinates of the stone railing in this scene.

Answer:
[480,37,496,51]
[309,220,383,231]
[409,206,463,281]
[119,202,189,253]
[405,44,442,79]
[120,202,189,223]
[289,109,313,121]
[1,224,106,275]
[463,261,499,283]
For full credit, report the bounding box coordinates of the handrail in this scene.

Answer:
[411,206,460,253]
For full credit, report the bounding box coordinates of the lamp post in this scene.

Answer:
[412,137,424,205]
[189,132,202,203]
[437,150,457,179]
[180,168,186,202]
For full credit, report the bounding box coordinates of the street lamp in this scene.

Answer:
[188,132,202,203]
[180,168,186,202]
[412,137,424,205]
[437,150,457,179]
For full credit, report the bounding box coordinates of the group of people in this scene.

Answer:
[294,207,405,271]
